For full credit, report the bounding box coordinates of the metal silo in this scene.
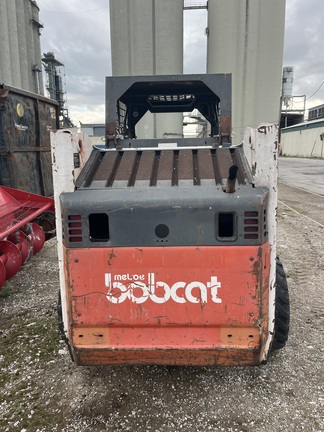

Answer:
[207,0,286,144]
[31,0,44,94]
[282,66,294,106]
[6,0,21,88]
[109,0,184,138]
[0,1,13,85]
[0,0,43,94]
[24,0,36,91]
[16,0,30,90]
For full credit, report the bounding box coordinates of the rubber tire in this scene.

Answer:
[57,290,65,340]
[57,290,75,361]
[271,257,290,350]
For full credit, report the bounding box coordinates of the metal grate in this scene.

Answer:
[67,215,82,243]
[243,211,259,240]
[77,147,251,190]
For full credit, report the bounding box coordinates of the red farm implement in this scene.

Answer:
[0,186,55,289]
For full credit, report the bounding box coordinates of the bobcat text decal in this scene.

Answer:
[105,273,222,304]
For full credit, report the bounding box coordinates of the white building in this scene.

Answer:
[281,119,324,158]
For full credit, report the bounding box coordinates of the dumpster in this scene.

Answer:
[0,84,59,196]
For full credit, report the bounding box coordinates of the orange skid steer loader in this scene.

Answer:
[51,74,289,366]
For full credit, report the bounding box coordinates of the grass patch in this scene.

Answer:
[0,285,21,299]
[1,316,60,370]
[0,315,65,431]
[0,287,12,299]
[289,205,307,214]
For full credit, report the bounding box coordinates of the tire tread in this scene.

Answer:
[271,257,290,350]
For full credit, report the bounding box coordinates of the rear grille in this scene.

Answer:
[68,215,82,243]
[244,211,259,240]
[263,209,267,238]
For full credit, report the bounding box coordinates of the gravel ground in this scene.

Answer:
[0,183,323,432]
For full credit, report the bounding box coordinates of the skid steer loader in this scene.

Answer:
[52,74,289,366]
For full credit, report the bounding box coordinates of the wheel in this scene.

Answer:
[271,257,290,350]
[57,290,75,362]
[57,290,65,340]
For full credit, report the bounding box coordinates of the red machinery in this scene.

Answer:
[0,186,55,289]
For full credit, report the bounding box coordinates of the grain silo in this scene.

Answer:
[0,0,44,94]
[109,0,184,138]
[282,66,294,107]
[207,0,286,144]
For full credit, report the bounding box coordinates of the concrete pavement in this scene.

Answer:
[279,157,324,196]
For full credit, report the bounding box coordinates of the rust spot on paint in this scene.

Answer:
[108,249,116,265]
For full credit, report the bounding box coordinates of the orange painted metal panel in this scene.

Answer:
[75,347,263,367]
[64,244,270,365]
[72,326,260,352]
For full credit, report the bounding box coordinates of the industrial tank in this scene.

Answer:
[207,0,286,144]
[282,66,294,106]
[0,0,44,95]
[109,0,184,139]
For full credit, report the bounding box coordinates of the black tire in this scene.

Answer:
[57,290,65,340]
[271,257,290,350]
[57,290,75,361]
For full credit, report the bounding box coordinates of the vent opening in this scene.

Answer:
[68,215,82,243]
[243,211,259,240]
[89,213,109,242]
[218,213,234,238]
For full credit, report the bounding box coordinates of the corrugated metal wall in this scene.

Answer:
[281,122,324,158]
[109,0,184,139]
[0,0,44,95]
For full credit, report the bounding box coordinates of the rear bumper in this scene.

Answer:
[71,325,263,366]
[74,347,263,367]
